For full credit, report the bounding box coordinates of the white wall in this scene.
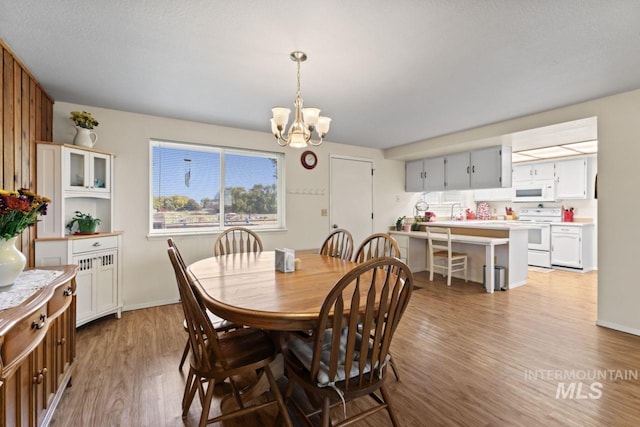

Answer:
[385,89,640,336]
[52,102,408,310]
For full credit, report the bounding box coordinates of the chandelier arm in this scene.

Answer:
[308,137,323,146]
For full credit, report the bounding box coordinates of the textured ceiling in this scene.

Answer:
[1,1,639,150]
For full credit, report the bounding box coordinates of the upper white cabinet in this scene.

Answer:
[64,147,111,196]
[36,142,114,237]
[513,156,592,200]
[512,162,555,183]
[406,157,445,192]
[555,158,588,199]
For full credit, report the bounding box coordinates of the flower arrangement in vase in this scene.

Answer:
[0,189,50,286]
[70,111,99,148]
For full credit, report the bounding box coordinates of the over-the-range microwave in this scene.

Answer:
[512,181,556,202]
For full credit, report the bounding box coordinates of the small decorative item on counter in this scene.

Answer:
[505,207,514,220]
[0,188,50,287]
[395,216,406,231]
[476,202,490,220]
[465,209,476,220]
[411,217,422,231]
[562,206,574,222]
[66,211,101,235]
[425,211,436,222]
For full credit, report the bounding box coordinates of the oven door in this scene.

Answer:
[527,223,551,251]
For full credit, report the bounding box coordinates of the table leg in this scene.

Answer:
[485,244,495,294]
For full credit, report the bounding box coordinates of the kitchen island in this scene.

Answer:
[391,221,530,292]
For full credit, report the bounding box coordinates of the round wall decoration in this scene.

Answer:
[301,150,318,170]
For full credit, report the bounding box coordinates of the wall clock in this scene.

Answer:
[301,150,318,170]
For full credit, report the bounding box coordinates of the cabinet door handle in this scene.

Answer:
[63,285,73,297]
[93,242,101,247]
[472,165,475,173]
[466,166,470,174]
[32,368,48,385]
[31,313,47,330]
[57,337,66,346]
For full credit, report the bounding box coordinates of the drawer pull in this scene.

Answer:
[63,286,73,297]
[57,337,66,346]
[31,313,47,330]
[93,242,101,247]
[32,368,48,385]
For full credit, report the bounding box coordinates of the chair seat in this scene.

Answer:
[215,328,276,372]
[433,251,467,259]
[182,311,236,332]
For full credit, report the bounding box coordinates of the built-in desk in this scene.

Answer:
[391,223,529,293]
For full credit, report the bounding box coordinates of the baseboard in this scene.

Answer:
[507,279,527,289]
[123,298,180,312]
[596,320,640,337]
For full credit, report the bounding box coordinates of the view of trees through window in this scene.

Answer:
[150,140,283,233]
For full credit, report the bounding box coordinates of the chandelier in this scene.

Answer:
[270,51,331,148]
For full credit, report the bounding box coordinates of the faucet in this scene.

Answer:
[450,203,462,220]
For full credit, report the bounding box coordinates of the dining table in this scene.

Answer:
[188,251,371,331]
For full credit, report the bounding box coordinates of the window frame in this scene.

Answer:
[148,139,286,236]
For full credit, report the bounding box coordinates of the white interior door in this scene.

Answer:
[330,156,374,250]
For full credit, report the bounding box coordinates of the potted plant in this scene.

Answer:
[66,211,101,234]
[70,111,99,148]
[395,216,406,231]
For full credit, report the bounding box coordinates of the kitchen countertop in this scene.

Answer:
[417,221,533,230]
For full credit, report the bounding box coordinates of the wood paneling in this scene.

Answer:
[0,39,54,266]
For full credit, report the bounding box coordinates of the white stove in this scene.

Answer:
[517,208,562,267]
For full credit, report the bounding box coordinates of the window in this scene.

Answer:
[150,139,284,235]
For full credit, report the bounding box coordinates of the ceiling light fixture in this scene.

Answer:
[270,51,331,148]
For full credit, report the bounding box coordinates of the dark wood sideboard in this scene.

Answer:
[0,266,78,426]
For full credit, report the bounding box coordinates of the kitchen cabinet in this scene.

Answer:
[407,145,511,192]
[63,147,111,196]
[392,234,426,272]
[555,158,588,199]
[0,266,77,427]
[444,146,512,190]
[469,146,512,189]
[551,224,594,271]
[444,152,471,190]
[473,187,513,201]
[405,156,445,192]
[36,235,122,327]
[512,161,555,183]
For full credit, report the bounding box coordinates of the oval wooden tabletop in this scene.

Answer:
[188,252,362,331]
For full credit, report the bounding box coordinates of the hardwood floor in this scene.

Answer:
[49,270,640,426]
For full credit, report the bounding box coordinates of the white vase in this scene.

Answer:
[73,126,98,148]
[0,236,27,287]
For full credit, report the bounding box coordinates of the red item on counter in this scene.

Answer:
[562,206,574,222]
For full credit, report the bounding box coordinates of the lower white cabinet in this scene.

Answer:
[551,225,594,271]
[35,234,123,326]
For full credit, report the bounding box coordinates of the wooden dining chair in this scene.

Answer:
[167,238,237,371]
[353,232,401,263]
[319,228,354,260]
[425,226,468,287]
[214,227,263,256]
[168,247,292,427]
[352,232,403,381]
[282,256,413,427]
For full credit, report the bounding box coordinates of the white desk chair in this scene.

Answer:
[426,227,468,287]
